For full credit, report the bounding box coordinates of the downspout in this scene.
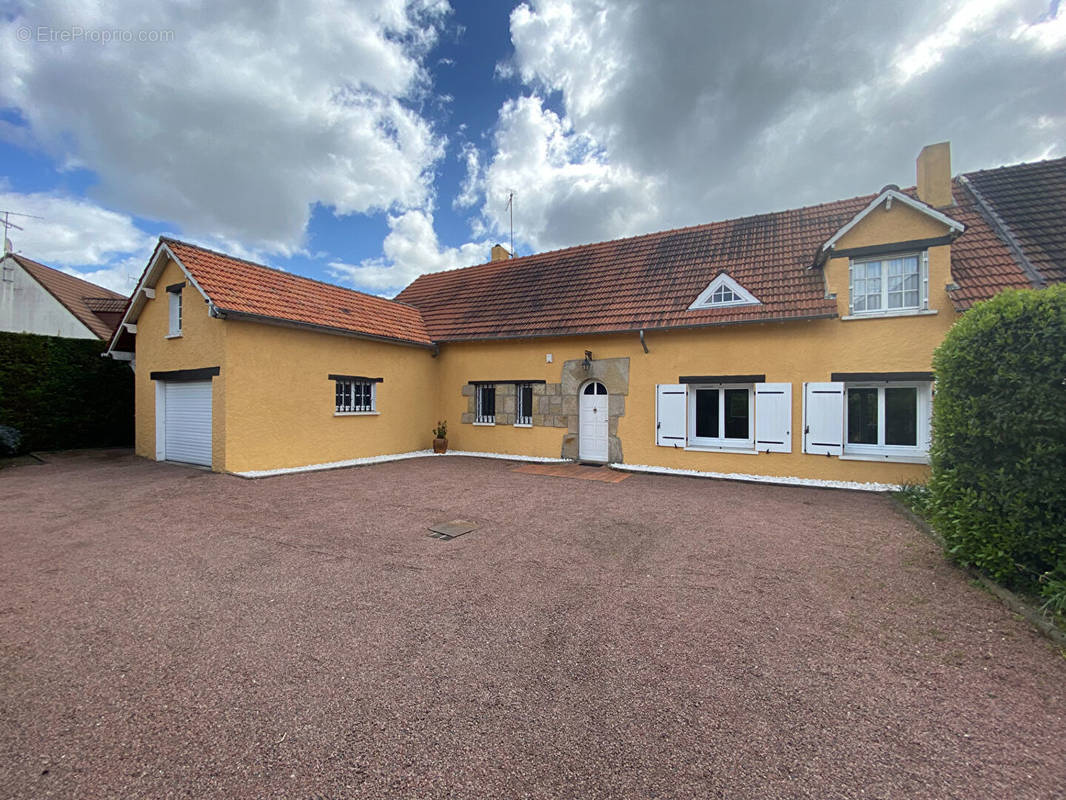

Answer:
[639,329,649,354]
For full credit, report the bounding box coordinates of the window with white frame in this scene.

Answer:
[849,253,928,315]
[515,382,533,425]
[657,381,792,453]
[844,382,931,458]
[688,272,761,310]
[167,285,183,336]
[476,385,496,424]
[334,377,376,413]
[688,384,755,449]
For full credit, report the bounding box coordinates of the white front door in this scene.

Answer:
[160,380,213,466]
[579,381,609,462]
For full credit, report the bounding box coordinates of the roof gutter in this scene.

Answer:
[211,307,437,350]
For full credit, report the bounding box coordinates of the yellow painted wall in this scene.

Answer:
[133,257,228,469]
[133,200,964,484]
[434,202,961,485]
[220,321,439,473]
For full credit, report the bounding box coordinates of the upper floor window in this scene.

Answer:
[688,273,761,310]
[167,283,184,336]
[849,253,928,315]
[476,385,496,424]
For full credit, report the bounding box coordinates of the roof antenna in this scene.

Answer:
[0,210,44,253]
[506,191,514,257]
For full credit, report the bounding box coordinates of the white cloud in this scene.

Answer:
[0,0,450,254]
[0,189,155,293]
[460,0,1066,255]
[329,209,490,293]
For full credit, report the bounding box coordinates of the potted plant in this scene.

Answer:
[432,420,448,454]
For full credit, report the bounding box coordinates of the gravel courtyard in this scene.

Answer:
[1,451,1063,799]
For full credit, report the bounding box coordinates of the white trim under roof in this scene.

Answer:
[688,272,762,310]
[105,240,211,359]
[821,189,965,253]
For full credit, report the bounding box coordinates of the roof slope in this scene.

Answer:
[161,239,432,347]
[396,178,1028,341]
[11,254,126,339]
[962,156,1066,286]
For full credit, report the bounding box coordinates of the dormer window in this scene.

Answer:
[849,252,928,316]
[688,273,761,310]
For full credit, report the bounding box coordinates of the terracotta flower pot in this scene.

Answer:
[433,437,448,454]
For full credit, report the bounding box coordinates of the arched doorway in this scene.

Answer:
[579,380,609,462]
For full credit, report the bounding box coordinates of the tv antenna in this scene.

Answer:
[505,191,514,257]
[1,211,44,253]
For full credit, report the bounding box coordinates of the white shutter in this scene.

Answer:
[755,383,792,453]
[803,382,844,456]
[656,384,687,447]
[168,291,180,335]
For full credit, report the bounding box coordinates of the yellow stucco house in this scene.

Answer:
[106,144,1063,489]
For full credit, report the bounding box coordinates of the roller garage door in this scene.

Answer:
[163,380,212,466]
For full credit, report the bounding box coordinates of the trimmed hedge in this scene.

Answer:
[0,331,133,454]
[928,284,1066,595]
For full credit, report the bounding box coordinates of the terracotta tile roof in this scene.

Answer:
[395,199,863,341]
[160,238,432,347]
[396,163,1056,338]
[11,254,127,339]
[961,156,1066,287]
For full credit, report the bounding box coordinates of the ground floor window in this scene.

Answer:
[476,385,496,424]
[335,378,375,413]
[515,382,533,425]
[688,384,754,449]
[844,382,930,457]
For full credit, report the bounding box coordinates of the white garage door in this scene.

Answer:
[163,381,212,466]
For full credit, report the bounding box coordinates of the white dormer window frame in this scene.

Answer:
[688,273,762,310]
[848,251,929,317]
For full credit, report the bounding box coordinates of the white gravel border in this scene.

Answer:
[234,449,568,478]
[611,462,901,492]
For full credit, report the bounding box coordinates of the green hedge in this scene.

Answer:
[928,284,1066,595]
[0,331,134,454]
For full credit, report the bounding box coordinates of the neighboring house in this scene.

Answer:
[0,252,127,340]
[105,144,1065,487]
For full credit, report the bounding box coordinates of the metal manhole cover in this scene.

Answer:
[428,520,478,540]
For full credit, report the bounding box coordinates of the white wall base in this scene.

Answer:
[234,449,569,478]
[611,462,901,492]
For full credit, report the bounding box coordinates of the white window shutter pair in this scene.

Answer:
[655,385,686,446]
[803,382,844,455]
[754,384,791,453]
[657,383,793,452]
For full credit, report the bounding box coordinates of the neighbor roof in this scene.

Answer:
[9,254,126,339]
[396,171,1032,340]
[158,238,432,347]
[961,156,1066,287]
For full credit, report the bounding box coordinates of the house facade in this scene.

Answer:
[106,144,1064,488]
[0,252,126,340]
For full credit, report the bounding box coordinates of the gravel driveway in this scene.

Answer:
[1,451,1063,799]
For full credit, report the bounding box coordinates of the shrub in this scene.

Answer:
[0,332,134,454]
[927,284,1066,592]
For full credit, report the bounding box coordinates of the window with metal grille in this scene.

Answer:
[335,378,375,413]
[515,382,533,425]
[476,385,496,424]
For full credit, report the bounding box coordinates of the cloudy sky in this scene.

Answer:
[0,0,1063,296]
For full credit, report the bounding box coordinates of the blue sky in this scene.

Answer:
[0,1,1063,297]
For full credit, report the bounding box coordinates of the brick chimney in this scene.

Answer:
[916,142,952,207]
[490,244,511,261]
